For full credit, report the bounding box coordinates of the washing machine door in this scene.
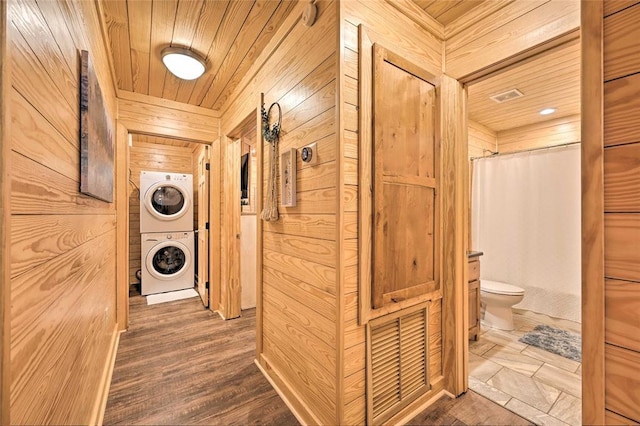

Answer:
[146,240,191,280]
[144,182,190,221]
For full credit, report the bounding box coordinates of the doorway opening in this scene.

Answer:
[125,133,213,314]
[464,38,582,425]
[224,113,259,317]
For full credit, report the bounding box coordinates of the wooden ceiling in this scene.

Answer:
[467,38,581,132]
[412,0,487,25]
[132,133,202,151]
[100,0,296,111]
[101,0,579,131]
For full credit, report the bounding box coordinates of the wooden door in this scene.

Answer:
[221,138,241,318]
[196,145,209,307]
[372,45,438,309]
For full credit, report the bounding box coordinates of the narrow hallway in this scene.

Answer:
[103,293,297,425]
[104,291,530,425]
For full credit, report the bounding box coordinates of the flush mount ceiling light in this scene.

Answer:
[539,107,557,115]
[161,47,206,80]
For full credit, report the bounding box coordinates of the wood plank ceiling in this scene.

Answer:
[101,0,579,133]
[100,0,296,111]
[412,0,487,26]
[132,133,201,150]
[467,38,581,132]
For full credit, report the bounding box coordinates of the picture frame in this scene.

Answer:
[280,148,296,207]
[80,50,114,202]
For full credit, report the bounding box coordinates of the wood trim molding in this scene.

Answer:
[220,132,241,320]
[255,357,319,425]
[90,327,120,426]
[209,137,221,314]
[581,1,606,424]
[335,1,345,421]
[0,0,11,422]
[115,122,129,331]
[357,24,373,326]
[439,75,468,396]
[255,95,264,357]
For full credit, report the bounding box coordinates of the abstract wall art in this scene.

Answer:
[80,49,114,202]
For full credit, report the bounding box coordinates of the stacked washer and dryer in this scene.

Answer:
[139,171,195,296]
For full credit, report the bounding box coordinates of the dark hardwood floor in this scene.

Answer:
[104,291,530,425]
[408,391,532,425]
[103,293,298,425]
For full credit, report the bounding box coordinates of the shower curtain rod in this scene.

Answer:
[470,141,580,161]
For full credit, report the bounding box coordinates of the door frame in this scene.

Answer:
[462,28,584,399]
[195,144,211,308]
[115,107,220,330]
[218,135,241,319]
[220,111,260,320]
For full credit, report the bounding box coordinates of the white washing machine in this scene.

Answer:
[141,231,195,295]
[140,171,193,233]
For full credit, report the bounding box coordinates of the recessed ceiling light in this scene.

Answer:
[539,108,556,115]
[161,47,206,80]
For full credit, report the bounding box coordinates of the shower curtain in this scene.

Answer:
[471,145,581,322]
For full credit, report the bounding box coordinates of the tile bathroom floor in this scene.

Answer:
[469,309,582,426]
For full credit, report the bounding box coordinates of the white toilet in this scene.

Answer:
[480,280,525,331]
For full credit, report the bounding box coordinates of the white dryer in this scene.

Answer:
[140,171,193,233]
[141,231,195,295]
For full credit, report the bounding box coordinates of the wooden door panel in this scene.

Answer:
[374,184,435,306]
[372,45,438,310]
[196,145,209,307]
[376,67,435,179]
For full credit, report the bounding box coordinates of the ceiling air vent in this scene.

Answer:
[489,89,524,103]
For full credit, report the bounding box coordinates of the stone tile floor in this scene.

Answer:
[469,309,581,426]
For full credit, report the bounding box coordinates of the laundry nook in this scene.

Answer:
[1,1,639,425]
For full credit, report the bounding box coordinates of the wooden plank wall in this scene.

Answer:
[0,0,10,422]
[7,0,119,424]
[445,0,580,81]
[220,1,339,423]
[468,120,497,158]
[128,137,198,285]
[497,114,581,154]
[340,2,444,423]
[601,1,640,423]
[117,90,220,143]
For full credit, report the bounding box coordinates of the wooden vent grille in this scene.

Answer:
[367,303,430,424]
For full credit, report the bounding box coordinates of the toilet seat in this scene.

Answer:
[481,280,525,296]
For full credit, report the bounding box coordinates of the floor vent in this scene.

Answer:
[367,303,430,424]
